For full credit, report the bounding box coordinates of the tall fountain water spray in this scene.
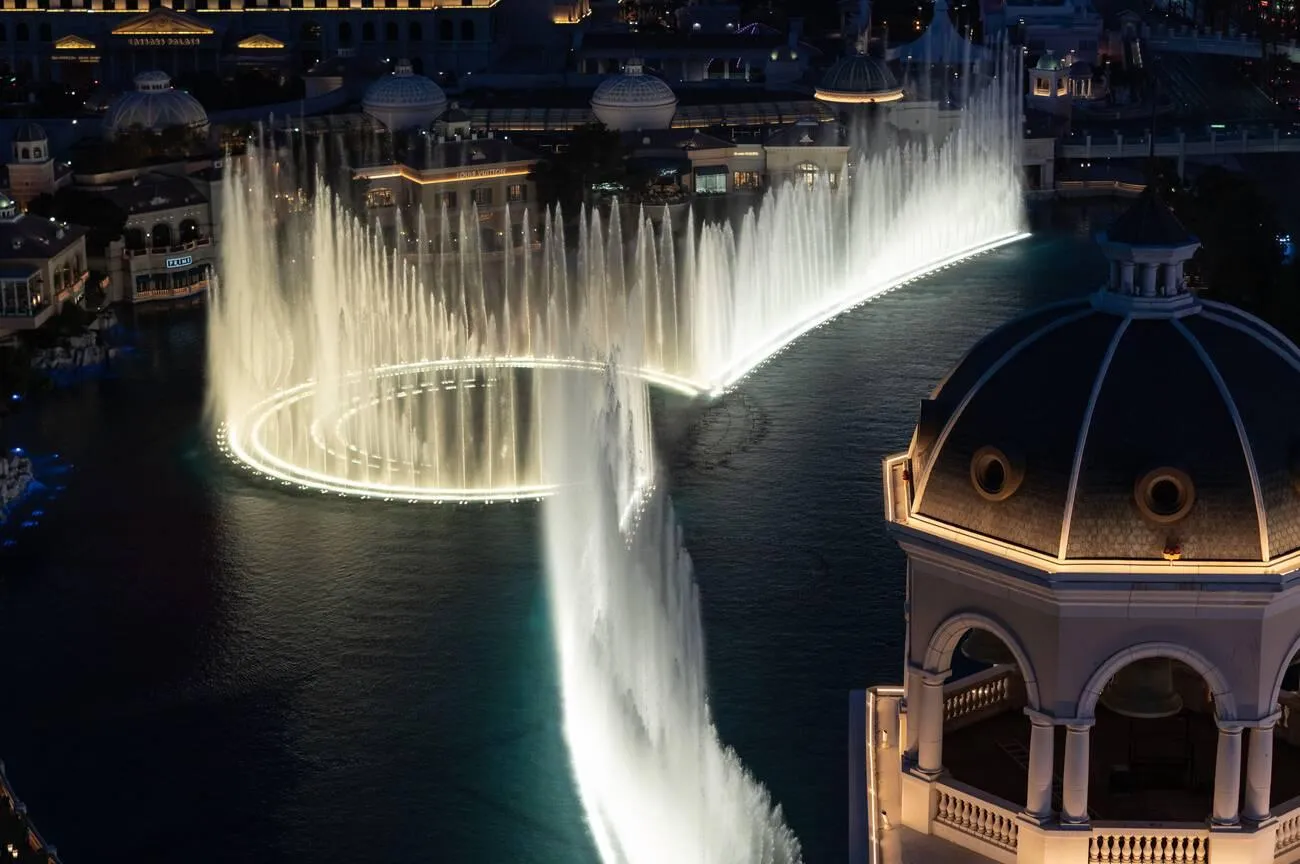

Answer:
[542,369,802,864]
[210,57,1024,500]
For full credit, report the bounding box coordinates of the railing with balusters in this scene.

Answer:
[1088,826,1209,863]
[943,665,1024,731]
[1275,796,1300,861]
[932,779,1019,863]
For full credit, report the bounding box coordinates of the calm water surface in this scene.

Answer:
[0,205,1109,863]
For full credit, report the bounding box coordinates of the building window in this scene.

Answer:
[385,0,396,7]
[461,19,475,40]
[38,23,50,42]
[507,184,525,203]
[796,161,820,187]
[441,191,457,210]
[366,187,395,209]
[362,22,375,41]
[439,19,453,40]
[471,186,492,206]
[385,21,397,40]
[696,171,726,195]
[339,22,353,44]
[733,171,761,190]
[15,23,27,41]
[409,21,422,40]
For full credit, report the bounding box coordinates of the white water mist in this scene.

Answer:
[541,371,803,864]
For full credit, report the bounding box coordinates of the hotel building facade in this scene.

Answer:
[0,0,500,86]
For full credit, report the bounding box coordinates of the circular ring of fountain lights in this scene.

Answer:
[218,357,703,504]
[217,232,1032,504]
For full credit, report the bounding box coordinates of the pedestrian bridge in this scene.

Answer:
[1146,25,1300,62]
[1059,128,1300,165]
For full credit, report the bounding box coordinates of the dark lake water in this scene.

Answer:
[0,202,1111,863]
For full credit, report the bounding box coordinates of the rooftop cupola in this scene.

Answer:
[1094,186,1201,314]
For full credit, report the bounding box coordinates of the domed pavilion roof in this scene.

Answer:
[103,71,209,139]
[13,122,46,144]
[906,192,1300,563]
[815,53,904,104]
[1035,51,1063,72]
[363,59,448,131]
[590,60,678,131]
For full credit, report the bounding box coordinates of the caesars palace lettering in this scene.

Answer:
[127,37,203,47]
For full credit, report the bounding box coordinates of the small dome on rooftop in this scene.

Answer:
[363,59,448,131]
[590,60,678,131]
[12,123,46,144]
[815,53,904,104]
[1035,51,1063,72]
[103,71,209,139]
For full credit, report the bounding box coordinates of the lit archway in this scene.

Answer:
[922,611,1040,807]
[1077,643,1235,822]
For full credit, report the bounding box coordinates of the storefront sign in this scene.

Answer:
[165,255,193,269]
[455,167,514,181]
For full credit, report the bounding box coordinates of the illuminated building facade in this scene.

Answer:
[354,137,539,251]
[0,191,87,334]
[859,189,1300,863]
[0,0,499,86]
[102,172,217,303]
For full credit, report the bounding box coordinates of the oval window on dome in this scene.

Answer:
[1135,467,1195,523]
[970,446,1021,502]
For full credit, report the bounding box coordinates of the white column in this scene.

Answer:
[1061,722,1093,824]
[1244,715,1278,823]
[1024,709,1056,822]
[1164,261,1181,295]
[1119,261,1135,294]
[916,669,949,777]
[1213,723,1244,825]
[904,665,925,759]
[1141,263,1159,297]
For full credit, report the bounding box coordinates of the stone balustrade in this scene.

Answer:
[943,665,1023,730]
[1275,796,1300,861]
[933,779,1020,862]
[1088,827,1209,863]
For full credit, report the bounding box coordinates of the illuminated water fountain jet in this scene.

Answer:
[209,58,1025,501]
[542,369,802,864]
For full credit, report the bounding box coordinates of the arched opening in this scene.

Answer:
[16,23,28,42]
[460,19,474,41]
[38,23,50,42]
[301,20,321,41]
[409,21,422,41]
[1079,647,1232,822]
[150,223,172,249]
[338,22,353,45]
[1266,640,1300,809]
[438,19,453,41]
[926,623,1034,809]
[178,219,199,243]
[19,147,28,160]
[362,21,375,42]
[32,147,40,160]
[124,227,146,251]
[384,21,397,41]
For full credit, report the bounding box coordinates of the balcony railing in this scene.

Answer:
[943,665,1024,731]
[122,237,212,259]
[1275,796,1300,861]
[134,279,209,303]
[1089,826,1209,863]
[933,778,1020,862]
